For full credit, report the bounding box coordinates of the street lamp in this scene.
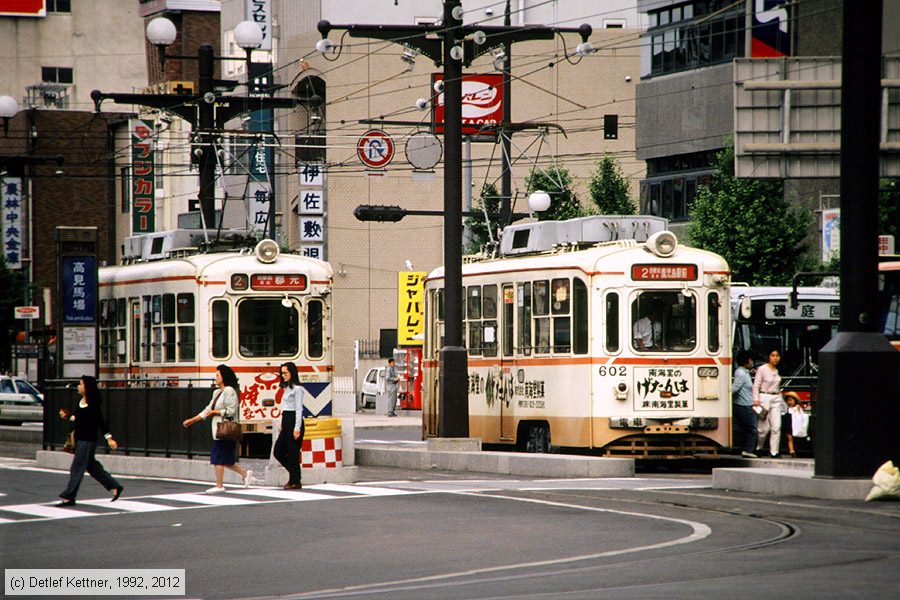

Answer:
[0,95,18,135]
[93,18,294,237]
[527,191,552,213]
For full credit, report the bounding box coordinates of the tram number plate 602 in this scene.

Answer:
[598,366,627,376]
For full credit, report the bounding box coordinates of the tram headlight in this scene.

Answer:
[614,381,629,401]
[645,231,678,258]
[255,239,280,263]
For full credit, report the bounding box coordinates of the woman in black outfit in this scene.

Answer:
[273,362,305,489]
[57,375,123,506]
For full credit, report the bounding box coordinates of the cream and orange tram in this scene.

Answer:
[97,232,333,434]
[422,217,732,457]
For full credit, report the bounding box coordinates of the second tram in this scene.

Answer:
[422,217,733,457]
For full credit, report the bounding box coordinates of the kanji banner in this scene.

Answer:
[2,176,23,268]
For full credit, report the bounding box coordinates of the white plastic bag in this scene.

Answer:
[865,460,900,501]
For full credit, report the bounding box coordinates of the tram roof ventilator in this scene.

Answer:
[499,215,669,257]
[123,229,258,263]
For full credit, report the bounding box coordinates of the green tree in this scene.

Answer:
[0,257,29,372]
[525,164,584,221]
[465,183,500,254]
[588,154,635,215]
[688,143,811,285]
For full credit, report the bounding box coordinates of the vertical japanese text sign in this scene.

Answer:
[298,163,326,260]
[130,119,155,233]
[246,0,272,50]
[398,272,426,346]
[2,176,23,268]
[62,256,97,324]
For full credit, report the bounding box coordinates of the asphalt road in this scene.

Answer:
[1,448,899,600]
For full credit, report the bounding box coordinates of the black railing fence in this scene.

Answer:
[43,381,239,458]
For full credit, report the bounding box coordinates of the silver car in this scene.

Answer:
[0,376,44,425]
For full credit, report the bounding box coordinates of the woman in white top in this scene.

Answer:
[183,364,253,493]
[273,362,306,489]
[753,349,785,458]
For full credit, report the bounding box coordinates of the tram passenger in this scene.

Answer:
[753,349,785,458]
[274,362,305,489]
[732,351,758,458]
[633,308,662,350]
[182,364,253,492]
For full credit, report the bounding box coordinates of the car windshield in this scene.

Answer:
[16,380,42,401]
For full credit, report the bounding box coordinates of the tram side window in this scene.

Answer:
[162,294,176,362]
[465,285,497,357]
[99,300,112,364]
[211,300,230,359]
[466,286,482,356]
[142,296,152,361]
[177,293,195,361]
[307,299,325,359]
[573,279,588,355]
[238,299,299,357]
[605,292,620,353]
[502,284,514,357]
[551,278,571,353]
[517,282,532,355]
[116,298,126,363]
[482,284,498,357]
[707,292,720,352]
[533,280,550,354]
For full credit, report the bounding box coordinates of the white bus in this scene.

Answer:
[422,217,732,457]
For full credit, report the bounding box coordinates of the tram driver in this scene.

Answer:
[633,308,662,350]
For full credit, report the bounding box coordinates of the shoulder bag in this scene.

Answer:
[213,390,243,443]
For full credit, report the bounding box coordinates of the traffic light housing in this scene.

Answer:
[353,205,406,222]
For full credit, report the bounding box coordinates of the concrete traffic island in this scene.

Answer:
[713,462,873,500]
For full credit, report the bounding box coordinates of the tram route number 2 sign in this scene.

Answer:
[632,367,694,410]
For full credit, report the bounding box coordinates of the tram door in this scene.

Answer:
[499,284,516,440]
[129,299,141,375]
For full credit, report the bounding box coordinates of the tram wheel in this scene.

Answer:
[525,424,550,454]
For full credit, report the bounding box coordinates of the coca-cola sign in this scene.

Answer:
[432,73,504,138]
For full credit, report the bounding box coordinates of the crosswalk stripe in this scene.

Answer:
[227,488,339,501]
[153,493,262,506]
[78,499,172,512]
[312,483,416,497]
[1,504,95,519]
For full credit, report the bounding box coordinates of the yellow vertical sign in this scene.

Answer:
[398,271,426,346]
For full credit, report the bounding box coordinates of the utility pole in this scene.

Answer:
[318,0,591,437]
[92,44,298,236]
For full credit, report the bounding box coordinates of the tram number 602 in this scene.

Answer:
[598,366,626,376]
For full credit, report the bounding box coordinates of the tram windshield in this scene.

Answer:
[631,291,697,352]
[238,299,299,357]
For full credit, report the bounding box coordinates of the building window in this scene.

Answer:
[47,0,71,13]
[646,1,744,77]
[41,67,73,85]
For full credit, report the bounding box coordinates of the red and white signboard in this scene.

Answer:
[357,130,395,169]
[251,274,308,291]
[15,306,40,320]
[631,264,698,281]
[433,73,504,137]
[0,1,46,17]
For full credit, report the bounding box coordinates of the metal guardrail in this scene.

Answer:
[44,385,221,459]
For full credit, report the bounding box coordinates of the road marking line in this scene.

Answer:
[153,493,261,506]
[311,484,416,496]
[228,489,340,501]
[78,499,173,512]
[0,504,96,519]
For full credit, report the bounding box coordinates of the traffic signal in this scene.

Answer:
[353,205,406,222]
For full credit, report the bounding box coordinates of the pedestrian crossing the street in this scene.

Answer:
[0,484,421,525]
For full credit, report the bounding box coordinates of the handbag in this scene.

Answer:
[216,418,243,443]
[63,430,76,454]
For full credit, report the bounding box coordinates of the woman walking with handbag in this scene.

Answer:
[57,375,123,506]
[753,348,786,458]
[274,362,306,489]
[183,364,252,493]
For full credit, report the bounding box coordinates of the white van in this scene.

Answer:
[0,376,44,425]
[359,367,385,409]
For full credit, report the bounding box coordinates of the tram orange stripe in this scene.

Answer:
[423,356,728,367]
[611,357,721,365]
[99,364,334,374]
[100,276,226,287]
